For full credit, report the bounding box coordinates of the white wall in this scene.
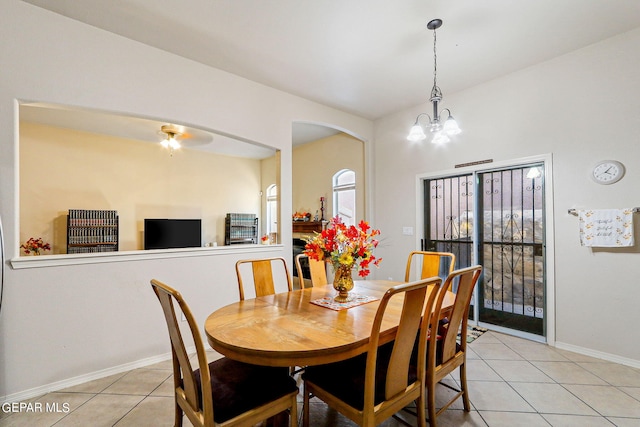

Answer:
[373,28,640,365]
[0,0,372,400]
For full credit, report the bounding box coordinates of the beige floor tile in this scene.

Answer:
[577,362,640,387]
[465,359,503,381]
[114,396,175,427]
[469,343,524,361]
[541,413,618,426]
[491,332,534,346]
[0,392,94,427]
[478,410,550,427]
[563,384,640,418]
[509,382,598,415]
[101,368,172,395]
[432,409,488,426]
[606,416,640,426]
[57,372,127,394]
[470,331,502,344]
[485,360,553,383]
[150,376,176,397]
[555,348,611,363]
[466,381,534,412]
[54,394,144,427]
[466,346,481,360]
[143,358,173,371]
[620,386,640,401]
[506,342,570,362]
[531,361,608,385]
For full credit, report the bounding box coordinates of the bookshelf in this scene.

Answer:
[67,209,119,254]
[225,213,258,245]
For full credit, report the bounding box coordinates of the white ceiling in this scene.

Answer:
[19,0,640,149]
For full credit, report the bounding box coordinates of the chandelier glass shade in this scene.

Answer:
[407,19,461,144]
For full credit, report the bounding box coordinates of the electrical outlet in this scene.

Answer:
[402,226,414,236]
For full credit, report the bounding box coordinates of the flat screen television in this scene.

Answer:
[144,219,202,250]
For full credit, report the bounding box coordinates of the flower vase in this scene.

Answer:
[332,263,355,302]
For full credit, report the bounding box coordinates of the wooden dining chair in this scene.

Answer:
[302,277,443,427]
[150,279,299,427]
[294,253,328,289]
[235,257,293,300]
[423,265,482,426]
[404,251,456,289]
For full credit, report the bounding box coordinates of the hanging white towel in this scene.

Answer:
[578,209,635,247]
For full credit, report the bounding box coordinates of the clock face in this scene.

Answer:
[592,160,625,185]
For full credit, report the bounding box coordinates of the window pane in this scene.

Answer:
[336,170,355,186]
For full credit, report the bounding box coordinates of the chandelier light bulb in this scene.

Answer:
[407,124,427,142]
[431,132,450,145]
[442,115,461,136]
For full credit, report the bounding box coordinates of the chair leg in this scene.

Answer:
[416,395,427,427]
[302,382,310,427]
[459,363,471,412]
[291,394,299,427]
[426,382,437,427]
[175,401,183,427]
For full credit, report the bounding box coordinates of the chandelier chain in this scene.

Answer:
[432,28,438,89]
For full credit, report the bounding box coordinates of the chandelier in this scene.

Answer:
[407,19,461,144]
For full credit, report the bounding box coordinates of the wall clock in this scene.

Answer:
[591,160,625,185]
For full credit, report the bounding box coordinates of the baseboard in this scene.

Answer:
[1,346,196,404]
[554,341,640,369]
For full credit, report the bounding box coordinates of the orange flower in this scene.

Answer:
[302,216,382,277]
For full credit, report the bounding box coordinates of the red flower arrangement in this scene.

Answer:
[20,237,51,255]
[302,216,382,277]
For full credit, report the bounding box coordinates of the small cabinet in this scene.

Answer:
[225,213,258,245]
[292,221,325,234]
[67,209,119,254]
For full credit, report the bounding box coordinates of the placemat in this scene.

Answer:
[310,293,379,311]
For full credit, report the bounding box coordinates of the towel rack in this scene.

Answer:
[568,207,640,216]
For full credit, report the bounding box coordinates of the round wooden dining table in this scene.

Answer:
[205,280,455,367]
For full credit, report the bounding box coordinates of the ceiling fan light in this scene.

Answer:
[168,136,180,150]
[407,124,427,142]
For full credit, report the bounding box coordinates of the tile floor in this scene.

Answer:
[2,331,640,426]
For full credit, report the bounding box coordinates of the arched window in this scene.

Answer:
[266,184,278,241]
[333,169,356,226]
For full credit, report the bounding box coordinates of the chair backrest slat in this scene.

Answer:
[404,251,456,288]
[236,257,293,300]
[252,259,276,296]
[295,254,328,289]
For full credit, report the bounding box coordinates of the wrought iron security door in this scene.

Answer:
[424,164,546,336]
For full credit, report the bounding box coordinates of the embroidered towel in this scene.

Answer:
[578,209,634,247]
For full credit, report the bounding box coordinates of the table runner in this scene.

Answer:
[310,293,379,311]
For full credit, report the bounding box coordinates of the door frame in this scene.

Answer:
[415,154,555,345]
